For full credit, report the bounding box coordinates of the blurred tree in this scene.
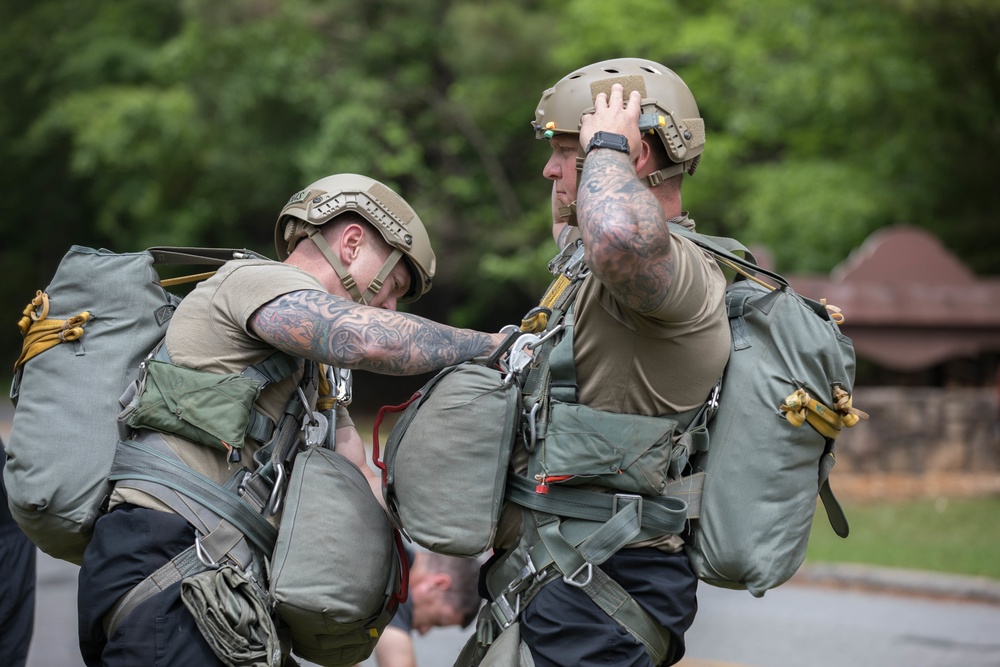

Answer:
[547,0,1000,274]
[1,0,998,384]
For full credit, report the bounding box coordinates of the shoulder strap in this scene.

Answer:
[668,222,789,288]
[146,246,267,266]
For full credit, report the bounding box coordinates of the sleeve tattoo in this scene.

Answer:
[251,291,496,375]
[577,149,675,312]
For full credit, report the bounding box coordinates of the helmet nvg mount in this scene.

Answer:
[275,173,436,304]
[533,58,705,216]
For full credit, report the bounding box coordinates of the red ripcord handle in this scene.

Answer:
[371,392,422,483]
[390,529,411,606]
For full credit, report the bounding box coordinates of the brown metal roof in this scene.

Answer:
[783,226,1000,371]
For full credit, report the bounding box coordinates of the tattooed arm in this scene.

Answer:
[250,290,505,375]
[577,83,675,313]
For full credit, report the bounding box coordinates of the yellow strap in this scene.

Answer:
[13,291,92,371]
[780,387,867,440]
[316,364,337,412]
[521,274,572,333]
[160,270,217,288]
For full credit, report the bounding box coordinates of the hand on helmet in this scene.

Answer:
[579,83,642,158]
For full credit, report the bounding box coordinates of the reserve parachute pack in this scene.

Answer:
[6,245,406,666]
[380,227,867,666]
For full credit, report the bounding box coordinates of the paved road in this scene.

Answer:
[22,548,1000,667]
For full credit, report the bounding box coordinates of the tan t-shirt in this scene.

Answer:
[573,233,729,416]
[113,259,352,512]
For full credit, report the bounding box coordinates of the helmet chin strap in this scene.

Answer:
[558,202,578,227]
[304,226,403,305]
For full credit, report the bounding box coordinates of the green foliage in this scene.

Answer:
[807,496,1000,581]
[1,0,998,365]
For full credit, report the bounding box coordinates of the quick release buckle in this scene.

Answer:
[548,242,589,281]
[491,593,520,630]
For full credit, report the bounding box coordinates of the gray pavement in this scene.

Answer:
[19,551,1000,667]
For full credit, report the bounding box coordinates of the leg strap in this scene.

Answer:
[102,520,247,638]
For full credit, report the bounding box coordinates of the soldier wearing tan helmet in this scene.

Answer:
[77,174,505,667]
[472,59,729,667]
[275,173,436,307]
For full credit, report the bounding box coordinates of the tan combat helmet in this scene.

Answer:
[275,173,436,304]
[533,58,705,222]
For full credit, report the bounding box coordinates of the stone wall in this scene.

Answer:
[835,387,1000,473]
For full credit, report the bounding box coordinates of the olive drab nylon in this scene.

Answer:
[667,222,867,597]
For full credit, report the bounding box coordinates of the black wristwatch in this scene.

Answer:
[585,131,630,156]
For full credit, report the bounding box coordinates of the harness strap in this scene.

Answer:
[506,474,689,534]
[109,438,278,554]
[102,520,247,638]
[573,563,673,665]
[485,508,672,666]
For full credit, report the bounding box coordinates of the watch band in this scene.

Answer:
[585,131,630,156]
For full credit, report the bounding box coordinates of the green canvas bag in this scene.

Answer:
[126,359,263,453]
[5,245,243,564]
[269,446,405,667]
[376,361,519,557]
[670,224,864,597]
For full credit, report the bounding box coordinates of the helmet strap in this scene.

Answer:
[359,248,403,306]
[305,226,364,303]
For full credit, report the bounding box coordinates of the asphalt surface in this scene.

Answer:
[5,398,1000,667]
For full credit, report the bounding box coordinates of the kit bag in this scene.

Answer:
[672,224,864,597]
[375,360,519,557]
[5,245,252,564]
[269,446,405,666]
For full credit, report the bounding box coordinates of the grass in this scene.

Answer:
[805,495,1000,580]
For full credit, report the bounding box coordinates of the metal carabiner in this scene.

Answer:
[266,462,286,516]
[525,323,564,350]
[503,333,542,384]
[523,401,541,452]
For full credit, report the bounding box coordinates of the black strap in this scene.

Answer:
[668,222,789,287]
[145,246,267,267]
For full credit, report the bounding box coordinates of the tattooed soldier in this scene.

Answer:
[477,60,730,667]
[78,173,505,667]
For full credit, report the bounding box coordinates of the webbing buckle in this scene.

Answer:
[612,493,643,528]
[563,562,593,588]
[561,244,590,281]
[194,534,220,569]
[491,593,521,630]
